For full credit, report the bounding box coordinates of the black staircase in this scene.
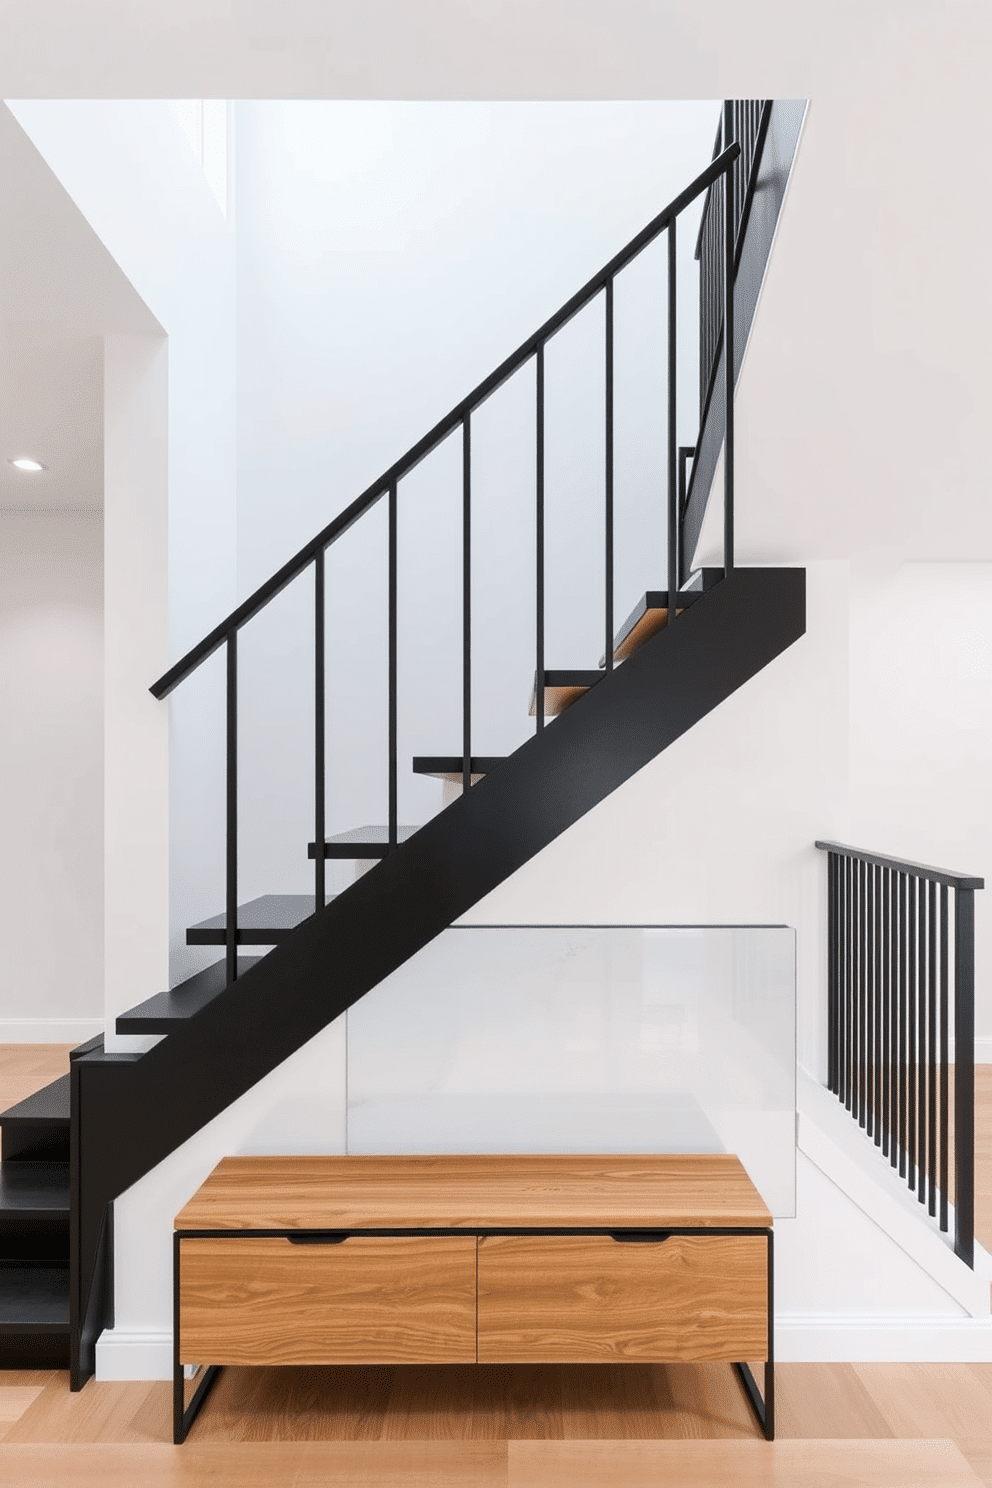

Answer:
[0,1074,71,1367]
[0,101,806,1385]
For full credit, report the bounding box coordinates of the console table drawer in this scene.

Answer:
[477,1233,768,1363]
[179,1235,476,1365]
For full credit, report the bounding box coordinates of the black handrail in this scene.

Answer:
[815,840,982,1267]
[149,141,740,702]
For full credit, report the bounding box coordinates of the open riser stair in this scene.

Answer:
[0,101,817,1387]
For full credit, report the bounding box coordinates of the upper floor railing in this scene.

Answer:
[816,840,983,1267]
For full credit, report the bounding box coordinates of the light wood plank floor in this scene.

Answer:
[2,1047,992,1484]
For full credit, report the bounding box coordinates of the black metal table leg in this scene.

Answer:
[733,1227,774,1439]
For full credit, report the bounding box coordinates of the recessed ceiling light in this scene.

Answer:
[8,457,47,472]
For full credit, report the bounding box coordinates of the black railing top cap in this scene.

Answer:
[815,840,984,892]
[150,140,741,702]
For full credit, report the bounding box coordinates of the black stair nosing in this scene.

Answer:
[0,1075,70,1128]
[0,1162,70,1214]
[0,1264,70,1330]
[412,756,506,779]
[117,957,264,1034]
[307,825,419,860]
[186,894,337,946]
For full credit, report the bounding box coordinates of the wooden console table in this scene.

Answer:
[173,1153,773,1442]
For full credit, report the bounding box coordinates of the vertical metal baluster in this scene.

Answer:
[873,864,882,1145]
[954,887,975,1266]
[856,863,862,1124]
[939,884,949,1231]
[917,875,927,1204]
[845,855,853,1111]
[890,870,899,1167]
[462,416,471,795]
[605,278,615,675]
[314,550,325,913]
[226,630,238,987]
[678,447,694,591]
[536,345,545,732]
[898,872,908,1178]
[866,862,874,1136]
[907,873,917,1190]
[827,854,837,1094]
[881,867,890,1156]
[667,221,678,626]
[388,483,397,853]
[722,134,735,575]
[928,880,937,1215]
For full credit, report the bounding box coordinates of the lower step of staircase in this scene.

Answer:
[186,894,336,945]
[117,957,264,1034]
[0,1262,70,1367]
[412,757,506,782]
[307,826,419,859]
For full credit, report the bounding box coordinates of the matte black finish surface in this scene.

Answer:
[117,958,264,1033]
[412,757,506,779]
[0,1074,71,1126]
[815,841,983,891]
[0,1162,70,1214]
[74,565,805,1388]
[598,589,706,668]
[186,896,336,946]
[307,826,418,859]
[0,1264,70,1330]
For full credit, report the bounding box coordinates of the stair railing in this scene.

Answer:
[815,840,984,1267]
[150,140,742,990]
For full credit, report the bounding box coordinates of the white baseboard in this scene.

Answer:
[95,1315,992,1381]
[95,1329,172,1381]
[0,1017,103,1044]
[976,1037,992,1064]
[776,1314,992,1362]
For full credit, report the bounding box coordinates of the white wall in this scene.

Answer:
[0,509,104,1040]
[7,101,240,1035]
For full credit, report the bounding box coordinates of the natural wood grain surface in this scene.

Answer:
[180,1236,477,1366]
[477,1234,768,1364]
[0,1440,509,1486]
[508,1438,983,1486]
[613,606,669,661]
[175,1153,772,1231]
[0,1046,72,1114]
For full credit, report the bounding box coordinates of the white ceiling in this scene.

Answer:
[0,104,159,512]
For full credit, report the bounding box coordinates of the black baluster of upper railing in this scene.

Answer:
[917,873,927,1205]
[226,629,238,986]
[927,879,937,1215]
[314,550,325,911]
[535,344,545,733]
[722,110,735,576]
[462,415,472,794]
[954,883,975,1266]
[907,870,917,1189]
[667,222,678,621]
[827,853,838,1094]
[939,884,949,1232]
[604,278,615,676]
[898,871,908,1176]
[886,868,892,1154]
[844,855,853,1111]
[858,857,866,1126]
[388,482,398,853]
[866,861,875,1135]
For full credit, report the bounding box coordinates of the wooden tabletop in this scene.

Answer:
[175,1154,771,1232]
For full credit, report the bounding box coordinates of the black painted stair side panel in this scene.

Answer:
[71,566,805,1381]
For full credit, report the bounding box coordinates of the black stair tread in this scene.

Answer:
[598,588,707,667]
[527,670,602,719]
[0,1163,69,1214]
[412,757,506,781]
[0,1075,70,1128]
[0,1264,69,1331]
[308,825,419,860]
[187,894,336,946]
[117,957,265,1034]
